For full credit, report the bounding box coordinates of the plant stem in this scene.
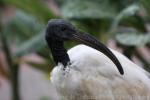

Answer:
[0,26,20,100]
[135,50,150,72]
[12,63,20,100]
[123,46,135,60]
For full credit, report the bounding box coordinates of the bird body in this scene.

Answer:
[45,19,150,100]
[51,44,150,100]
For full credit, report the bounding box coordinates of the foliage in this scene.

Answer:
[141,0,150,17]
[116,33,150,46]
[0,0,149,83]
[110,4,140,31]
[0,0,55,99]
[2,0,56,22]
[0,0,150,100]
[56,0,138,19]
[60,0,119,19]
[3,11,44,43]
[1,10,53,72]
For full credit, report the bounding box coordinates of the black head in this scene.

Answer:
[46,19,76,41]
[45,19,124,75]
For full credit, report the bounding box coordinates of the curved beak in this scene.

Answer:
[72,31,124,75]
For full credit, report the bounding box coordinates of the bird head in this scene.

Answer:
[45,19,124,75]
[46,19,76,41]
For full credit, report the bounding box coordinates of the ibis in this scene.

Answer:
[45,19,150,100]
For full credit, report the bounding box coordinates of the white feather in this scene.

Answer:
[51,44,150,100]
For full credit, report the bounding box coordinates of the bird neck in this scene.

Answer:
[47,39,70,67]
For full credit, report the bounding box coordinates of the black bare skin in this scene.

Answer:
[45,19,124,75]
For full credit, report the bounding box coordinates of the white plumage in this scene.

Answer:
[51,44,150,100]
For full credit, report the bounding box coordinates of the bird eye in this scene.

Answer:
[61,27,67,31]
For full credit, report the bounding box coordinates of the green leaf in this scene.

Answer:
[26,61,52,73]
[3,11,45,44]
[3,0,55,22]
[116,33,150,46]
[36,47,52,59]
[60,0,121,19]
[14,32,45,57]
[110,4,140,31]
[141,0,150,17]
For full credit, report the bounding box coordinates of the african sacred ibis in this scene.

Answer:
[45,19,150,100]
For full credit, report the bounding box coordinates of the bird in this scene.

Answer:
[45,19,150,100]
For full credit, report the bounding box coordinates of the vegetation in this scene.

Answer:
[0,0,150,100]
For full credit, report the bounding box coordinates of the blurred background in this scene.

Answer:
[0,0,150,100]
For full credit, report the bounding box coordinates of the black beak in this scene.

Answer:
[72,31,124,75]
